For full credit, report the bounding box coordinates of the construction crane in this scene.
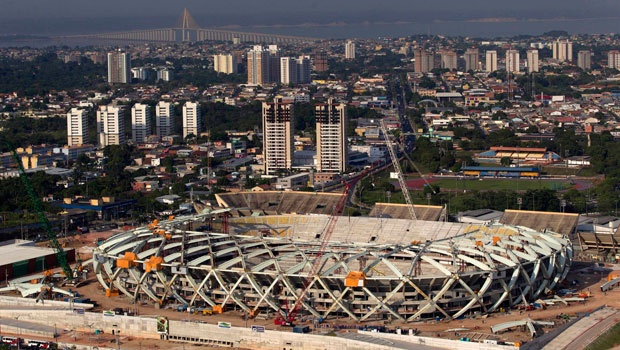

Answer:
[6,141,73,281]
[274,181,352,326]
[380,119,417,221]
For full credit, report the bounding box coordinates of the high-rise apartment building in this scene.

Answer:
[67,108,88,146]
[345,40,356,59]
[506,50,520,73]
[107,50,131,84]
[608,50,620,69]
[213,54,238,74]
[313,49,328,72]
[464,48,479,71]
[440,50,457,70]
[97,105,125,147]
[268,45,281,83]
[414,48,434,73]
[131,103,151,144]
[526,49,539,73]
[553,39,573,62]
[155,101,175,138]
[315,99,347,173]
[247,45,270,85]
[182,102,201,139]
[297,56,311,83]
[263,98,294,174]
[578,51,592,70]
[280,57,299,85]
[485,50,498,72]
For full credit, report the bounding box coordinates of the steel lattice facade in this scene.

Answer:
[92,217,572,322]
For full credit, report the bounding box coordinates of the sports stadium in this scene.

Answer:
[92,191,573,323]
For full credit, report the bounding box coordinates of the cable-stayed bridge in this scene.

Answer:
[59,9,316,44]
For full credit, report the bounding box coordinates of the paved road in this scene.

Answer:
[542,307,618,350]
[565,309,619,350]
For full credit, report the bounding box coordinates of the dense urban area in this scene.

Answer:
[2,29,620,350]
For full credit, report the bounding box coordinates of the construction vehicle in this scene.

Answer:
[274,181,352,326]
[6,141,74,281]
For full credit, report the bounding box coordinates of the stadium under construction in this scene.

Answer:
[91,191,574,323]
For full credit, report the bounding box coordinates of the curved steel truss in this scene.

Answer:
[92,219,572,322]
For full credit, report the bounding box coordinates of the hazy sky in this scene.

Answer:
[1,0,620,36]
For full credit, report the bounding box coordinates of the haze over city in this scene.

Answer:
[2,0,620,38]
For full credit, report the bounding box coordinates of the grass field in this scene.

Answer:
[585,320,620,350]
[428,178,569,191]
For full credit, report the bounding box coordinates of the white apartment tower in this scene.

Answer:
[262,98,294,175]
[131,103,151,144]
[345,40,356,59]
[526,49,539,73]
[553,39,573,62]
[578,50,592,70]
[464,48,479,71]
[155,101,175,138]
[213,54,238,74]
[107,50,131,84]
[315,99,347,173]
[67,108,88,146]
[97,105,125,147]
[506,50,520,73]
[485,50,498,72]
[182,102,201,139]
[608,50,620,69]
[280,57,299,85]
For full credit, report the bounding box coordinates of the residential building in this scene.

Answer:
[131,103,151,144]
[315,99,347,173]
[263,98,294,174]
[130,67,149,80]
[440,50,457,70]
[485,50,498,72]
[247,45,270,84]
[107,50,131,84]
[506,49,520,73]
[268,45,281,83]
[157,68,174,81]
[608,50,620,69]
[345,40,356,59]
[182,102,201,139]
[414,48,434,73]
[155,101,175,138]
[280,57,298,85]
[297,56,311,83]
[464,48,479,71]
[578,50,592,70]
[553,39,573,62]
[526,49,539,73]
[66,108,88,146]
[97,105,125,147]
[313,49,328,72]
[213,54,238,74]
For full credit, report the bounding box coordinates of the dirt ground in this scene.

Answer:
[28,233,620,348]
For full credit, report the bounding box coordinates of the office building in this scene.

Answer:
[131,103,151,144]
[182,102,201,139]
[263,98,294,174]
[315,99,347,173]
[526,49,539,73]
[313,49,328,72]
[107,50,131,84]
[578,51,592,70]
[345,40,356,59]
[247,45,271,85]
[67,108,88,146]
[440,50,457,70]
[414,48,434,73]
[553,39,573,62]
[506,50,520,73]
[464,48,479,71]
[97,105,125,147]
[485,51,498,73]
[156,101,175,138]
[608,50,620,69]
[213,54,238,74]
